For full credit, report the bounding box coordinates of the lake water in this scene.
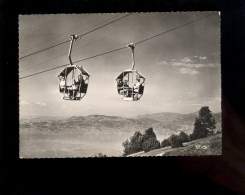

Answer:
[20,133,133,158]
[20,133,169,158]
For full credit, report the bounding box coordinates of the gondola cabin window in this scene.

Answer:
[116,43,145,101]
[58,35,90,101]
[116,69,145,101]
[58,65,90,100]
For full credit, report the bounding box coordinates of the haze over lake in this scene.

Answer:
[20,134,131,158]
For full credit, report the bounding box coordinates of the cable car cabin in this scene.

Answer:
[58,65,90,100]
[116,69,145,101]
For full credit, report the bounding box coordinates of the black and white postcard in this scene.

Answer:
[19,12,221,158]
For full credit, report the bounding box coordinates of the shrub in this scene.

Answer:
[129,131,143,153]
[122,139,131,156]
[142,127,157,141]
[216,130,222,134]
[179,131,189,143]
[122,128,161,156]
[141,128,160,152]
[122,131,143,156]
[91,153,107,157]
[142,139,160,152]
[161,138,171,148]
[169,134,183,148]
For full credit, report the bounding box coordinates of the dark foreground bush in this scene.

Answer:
[122,131,143,156]
[91,153,107,157]
[216,130,222,134]
[142,139,160,152]
[179,131,189,143]
[169,134,183,148]
[142,127,157,141]
[161,138,171,148]
[122,128,161,156]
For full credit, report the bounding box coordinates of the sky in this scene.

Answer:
[19,12,221,117]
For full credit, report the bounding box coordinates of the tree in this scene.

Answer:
[142,127,160,152]
[190,106,216,140]
[161,138,171,148]
[179,131,189,143]
[142,127,157,142]
[216,130,222,134]
[129,131,143,153]
[122,131,143,156]
[142,139,160,152]
[169,134,183,148]
[122,139,131,156]
[122,128,161,156]
[91,153,107,157]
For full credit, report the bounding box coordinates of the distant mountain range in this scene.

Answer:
[19,112,221,136]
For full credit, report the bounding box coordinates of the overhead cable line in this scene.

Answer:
[20,47,125,79]
[136,13,216,45]
[19,13,133,60]
[20,13,216,80]
[20,13,159,73]
[19,15,103,55]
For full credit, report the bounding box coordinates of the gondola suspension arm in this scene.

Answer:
[126,43,136,70]
[68,35,80,65]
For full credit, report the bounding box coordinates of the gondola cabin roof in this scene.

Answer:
[116,69,145,80]
[59,65,90,78]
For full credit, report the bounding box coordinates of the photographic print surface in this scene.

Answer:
[19,12,221,158]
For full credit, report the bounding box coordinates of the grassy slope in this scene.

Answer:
[127,134,222,157]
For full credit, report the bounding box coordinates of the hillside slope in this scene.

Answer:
[19,112,221,136]
[127,134,222,157]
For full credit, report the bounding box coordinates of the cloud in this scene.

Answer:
[167,55,220,75]
[199,56,207,60]
[157,55,220,74]
[172,62,216,68]
[20,101,30,105]
[36,102,46,106]
[179,68,199,75]
[20,101,47,106]
[171,62,185,67]
[182,57,192,63]
[157,61,168,66]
